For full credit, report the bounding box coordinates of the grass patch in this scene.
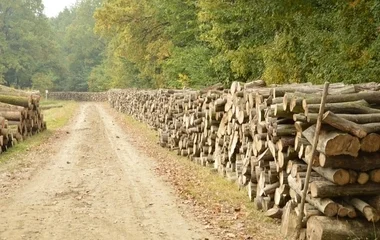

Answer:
[41,100,78,130]
[0,100,79,164]
[40,99,63,106]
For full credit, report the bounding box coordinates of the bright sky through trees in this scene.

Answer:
[42,0,77,17]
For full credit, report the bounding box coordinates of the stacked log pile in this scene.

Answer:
[49,92,107,102]
[0,86,46,153]
[108,81,380,240]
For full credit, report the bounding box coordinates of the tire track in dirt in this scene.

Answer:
[0,103,213,240]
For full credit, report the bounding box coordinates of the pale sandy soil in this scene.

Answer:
[0,103,214,240]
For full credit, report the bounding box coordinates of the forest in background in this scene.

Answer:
[0,0,380,92]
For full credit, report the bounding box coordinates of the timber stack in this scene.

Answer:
[0,85,46,153]
[108,81,380,240]
[49,92,107,102]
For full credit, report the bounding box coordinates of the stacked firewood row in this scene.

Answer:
[265,85,380,239]
[49,92,107,102]
[0,85,46,153]
[108,81,380,240]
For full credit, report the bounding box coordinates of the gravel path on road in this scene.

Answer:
[0,103,213,240]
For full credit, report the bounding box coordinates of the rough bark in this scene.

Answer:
[319,152,380,171]
[0,95,31,108]
[310,180,380,198]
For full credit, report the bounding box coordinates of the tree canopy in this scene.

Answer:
[1,0,379,91]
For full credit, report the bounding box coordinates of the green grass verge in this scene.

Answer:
[0,100,79,164]
[41,100,78,130]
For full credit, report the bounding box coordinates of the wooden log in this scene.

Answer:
[357,172,370,185]
[0,85,39,97]
[362,122,380,133]
[247,181,257,201]
[304,112,380,124]
[311,167,350,185]
[361,133,380,152]
[288,175,338,217]
[366,195,380,211]
[0,102,26,111]
[275,137,294,152]
[303,145,320,167]
[294,135,309,152]
[322,111,367,138]
[355,82,380,91]
[347,198,379,222]
[289,188,301,203]
[304,99,380,115]
[306,216,380,240]
[0,95,31,108]
[260,181,280,196]
[340,201,357,218]
[265,206,283,219]
[290,163,308,178]
[310,180,380,198]
[302,203,322,222]
[230,81,242,94]
[348,169,358,184]
[243,80,266,89]
[370,169,380,183]
[281,200,298,238]
[303,125,360,157]
[304,90,380,105]
[319,153,380,172]
[272,83,341,97]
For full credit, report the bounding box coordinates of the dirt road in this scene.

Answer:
[0,103,213,240]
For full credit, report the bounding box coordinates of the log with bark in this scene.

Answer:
[310,180,380,198]
[302,125,361,157]
[107,82,380,240]
[0,86,46,153]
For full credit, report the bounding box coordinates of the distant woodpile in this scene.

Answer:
[0,85,46,153]
[108,81,380,239]
[49,92,107,102]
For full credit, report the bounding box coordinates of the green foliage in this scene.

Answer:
[50,0,105,91]
[94,0,219,89]
[1,0,380,91]
[31,72,54,93]
[0,0,62,89]
[197,0,380,85]
[163,45,217,89]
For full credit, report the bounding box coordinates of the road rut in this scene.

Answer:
[0,103,213,240]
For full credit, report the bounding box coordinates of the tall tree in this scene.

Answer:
[50,0,106,91]
[0,0,61,90]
